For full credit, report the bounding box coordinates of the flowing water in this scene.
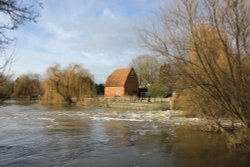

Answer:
[0,101,249,167]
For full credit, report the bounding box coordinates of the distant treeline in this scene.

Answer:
[0,55,175,104]
[0,63,104,104]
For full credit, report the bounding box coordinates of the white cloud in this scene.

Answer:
[10,0,161,83]
[102,8,118,20]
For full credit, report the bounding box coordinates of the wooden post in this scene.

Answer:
[170,91,177,110]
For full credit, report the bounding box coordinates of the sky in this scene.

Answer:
[4,0,171,83]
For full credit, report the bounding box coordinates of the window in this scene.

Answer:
[116,90,121,97]
[130,70,135,77]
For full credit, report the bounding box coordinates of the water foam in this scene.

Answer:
[90,116,145,122]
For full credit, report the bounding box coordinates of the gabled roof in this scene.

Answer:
[105,67,133,87]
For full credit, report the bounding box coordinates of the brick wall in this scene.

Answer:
[105,87,124,97]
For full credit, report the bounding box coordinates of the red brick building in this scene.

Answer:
[104,67,139,97]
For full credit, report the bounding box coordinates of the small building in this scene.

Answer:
[105,67,139,97]
[138,88,148,98]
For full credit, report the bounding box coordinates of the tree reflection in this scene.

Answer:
[44,117,91,135]
[104,121,133,147]
[134,130,173,155]
[41,116,93,164]
[171,127,250,167]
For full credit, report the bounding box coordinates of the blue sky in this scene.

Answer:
[5,0,170,83]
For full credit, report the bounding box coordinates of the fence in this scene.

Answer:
[78,96,172,110]
[97,96,170,103]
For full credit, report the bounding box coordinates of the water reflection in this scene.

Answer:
[44,117,91,135]
[170,128,250,167]
[104,120,134,147]
[135,130,173,154]
[42,115,95,166]
[0,102,250,167]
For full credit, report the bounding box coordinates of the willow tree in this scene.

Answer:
[12,74,42,99]
[42,64,95,105]
[140,0,250,149]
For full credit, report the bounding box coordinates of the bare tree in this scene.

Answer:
[42,63,95,105]
[157,63,177,95]
[140,0,250,149]
[0,0,41,73]
[0,73,13,100]
[0,0,41,45]
[130,54,161,88]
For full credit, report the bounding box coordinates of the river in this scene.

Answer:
[0,101,249,167]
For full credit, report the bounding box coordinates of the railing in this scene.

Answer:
[93,96,171,103]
